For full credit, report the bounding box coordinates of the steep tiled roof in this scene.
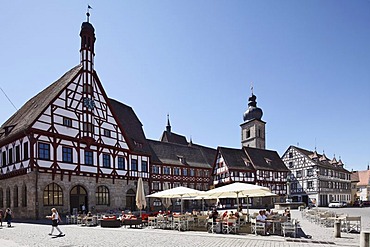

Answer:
[357,170,370,186]
[245,147,289,171]
[160,131,188,145]
[218,147,254,171]
[109,98,151,155]
[292,146,350,173]
[148,139,211,169]
[351,171,360,183]
[191,143,217,167]
[0,65,82,145]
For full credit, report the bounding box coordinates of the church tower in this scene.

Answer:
[240,92,266,149]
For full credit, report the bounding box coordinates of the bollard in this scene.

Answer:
[360,231,370,247]
[334,220,341,238]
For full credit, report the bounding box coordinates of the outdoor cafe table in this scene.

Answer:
[266,219,282,234]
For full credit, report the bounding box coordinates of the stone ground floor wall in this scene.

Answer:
[0,171,150,220]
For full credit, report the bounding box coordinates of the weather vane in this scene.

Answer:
[250,82,254,95]
[87,5,92,22]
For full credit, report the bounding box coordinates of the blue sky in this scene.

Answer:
[0,1,369,171]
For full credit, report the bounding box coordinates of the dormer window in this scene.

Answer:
[133,141,142,148]
[265,158,272,165]
[178,156,186,164]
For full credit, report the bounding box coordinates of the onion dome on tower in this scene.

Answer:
[243,94,263,122]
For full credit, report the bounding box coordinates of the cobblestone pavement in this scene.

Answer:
[0,208,367,247]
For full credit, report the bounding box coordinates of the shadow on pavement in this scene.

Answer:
[13,219,51,225]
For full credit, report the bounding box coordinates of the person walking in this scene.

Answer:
[46,208,65,236]
[4,208,13,227]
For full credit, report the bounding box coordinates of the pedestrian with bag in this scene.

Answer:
[46,208,65,236]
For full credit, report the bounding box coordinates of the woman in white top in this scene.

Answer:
[46,208,64,236]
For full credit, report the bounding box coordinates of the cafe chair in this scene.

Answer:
[148,216,157,228]
[222,218,238,234]
[281,219,297,238]
[251,218,266,235]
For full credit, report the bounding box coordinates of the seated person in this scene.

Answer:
[221,211,228,221]
[284,208,291,221]
[265,208,273,217]
[256,210,272,235]
[122,211,136,223]
[84,211,93,225]
[228,211,237,219]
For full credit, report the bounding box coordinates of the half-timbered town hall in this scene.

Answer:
[0,18,152,219]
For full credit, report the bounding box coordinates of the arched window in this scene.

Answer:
[43,183,63,206]
[96,186,109,205]
[0,188,3,208]
[22,184,27,207]
[13,186,18,207]
[6,187,10,208]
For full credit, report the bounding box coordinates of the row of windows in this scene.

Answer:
[243,128,263,139]
[152,166,209,177]
[292,168,350,181]
[1,142,29,167]
[290,181,350,190]
[38,143,148,171]
[294,169,314,178]
[152,182,208,191]
[44,183,110,206]
[63,117,112,138]
[0,185,27,209]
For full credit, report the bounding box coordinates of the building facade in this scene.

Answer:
[281,146,352,206]
[0,18,152,219]
[353,169,370,201]
[146,118,215,211]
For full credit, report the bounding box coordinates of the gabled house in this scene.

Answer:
[281,146,351,206]
[212,146,289,208]
[355,169,370,201]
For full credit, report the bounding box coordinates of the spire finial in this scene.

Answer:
[250,82,254,95]
[86,5,92,22]
[166,113,171,133]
